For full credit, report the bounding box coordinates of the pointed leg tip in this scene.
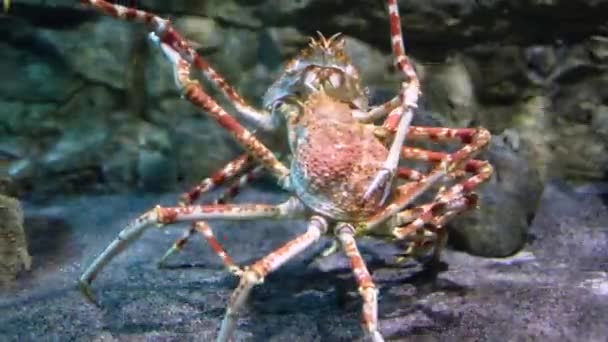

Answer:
[320,249,335,258]
[320,240,339,257]
[158,246,179,268]
[370,331,385,342]
[394,255,409,264]
[78,279,100,307]
[157,255,172,269]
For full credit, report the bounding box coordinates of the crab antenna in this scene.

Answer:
[316,31,328,46]
[328,32,343,44]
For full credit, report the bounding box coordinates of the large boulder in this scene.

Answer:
[0,194,31,287]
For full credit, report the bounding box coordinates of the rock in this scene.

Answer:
[524,45,558,80]
[42,16,137,90]
[0,195,31,287]
[448,132,543,257]
[41,121,108,173]
[528,180,608,265]
[501,96,556,181]
[136,122,177,192]
[467,45,532,105]
[422,54,478,127]
[100,116,140,193]
[588,35,608,63]
[264,27,309,63]
[0,38,77,102]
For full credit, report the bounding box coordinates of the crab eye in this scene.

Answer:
[270,100,284,114]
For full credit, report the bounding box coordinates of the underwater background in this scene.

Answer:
[0,0,607,341]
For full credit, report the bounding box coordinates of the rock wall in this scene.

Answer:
[1,0,607,198]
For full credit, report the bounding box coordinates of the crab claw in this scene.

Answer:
[362,167,393,206]
[78,279,100,307]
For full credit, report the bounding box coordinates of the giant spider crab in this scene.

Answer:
[80,1,494,341]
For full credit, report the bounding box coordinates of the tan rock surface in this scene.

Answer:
[0,194,31,287]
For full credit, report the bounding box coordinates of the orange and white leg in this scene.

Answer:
[403,126,492,180]
[393,192,481,262]
[157,154,253,267]
[382,0,424,131]
[386,138,493,262]
[393,158,492,229]
[376,125,492,181]
[336,223,384,342]
[159,164,265,271]
[163,44,291,189]
[392,158,493,262]
[212,165,266,204]
[78,197,307,305]
[363,0,421,204]
[217,216,328,342]
[82,0,276,131]
[181,153,253,205]
[396,166,426,181]
[363,126,491,230]
[355,1,420,127]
